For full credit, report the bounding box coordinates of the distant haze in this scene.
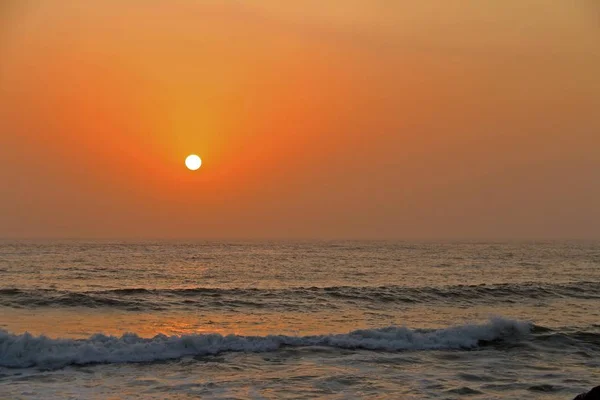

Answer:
[1,1,599,240]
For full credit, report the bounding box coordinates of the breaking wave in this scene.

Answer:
[0,318,531,369]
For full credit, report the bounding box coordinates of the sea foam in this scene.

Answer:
[0,317,531,369]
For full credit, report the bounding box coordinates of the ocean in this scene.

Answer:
[0,240,599,399]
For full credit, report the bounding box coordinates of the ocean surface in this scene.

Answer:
[1,240,599,399]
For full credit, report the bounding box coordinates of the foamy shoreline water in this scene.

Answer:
[0,317,532,369]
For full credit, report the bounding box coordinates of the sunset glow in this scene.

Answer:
[0,1,598,239]
[1,2,600,398]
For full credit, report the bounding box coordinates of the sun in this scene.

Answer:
[185,154,202,171]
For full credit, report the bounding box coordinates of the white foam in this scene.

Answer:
[0,317,531,369]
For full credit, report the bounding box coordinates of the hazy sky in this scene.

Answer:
[1,1,599,239]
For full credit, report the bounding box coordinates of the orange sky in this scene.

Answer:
[1,0,599,239]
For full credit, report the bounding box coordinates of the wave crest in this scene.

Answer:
[2,281,598,311]
[0,317,531,369]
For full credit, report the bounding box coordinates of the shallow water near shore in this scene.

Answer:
[1,240,599,399]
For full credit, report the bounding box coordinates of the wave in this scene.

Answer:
[1,281,599,311]
[0,289,151,311]
[0,317,531,369]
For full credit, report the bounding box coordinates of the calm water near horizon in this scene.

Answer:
[1,240,599,399]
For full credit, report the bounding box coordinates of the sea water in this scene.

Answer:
[1,241,599,399]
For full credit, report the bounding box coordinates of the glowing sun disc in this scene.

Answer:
[185,155,202,171]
